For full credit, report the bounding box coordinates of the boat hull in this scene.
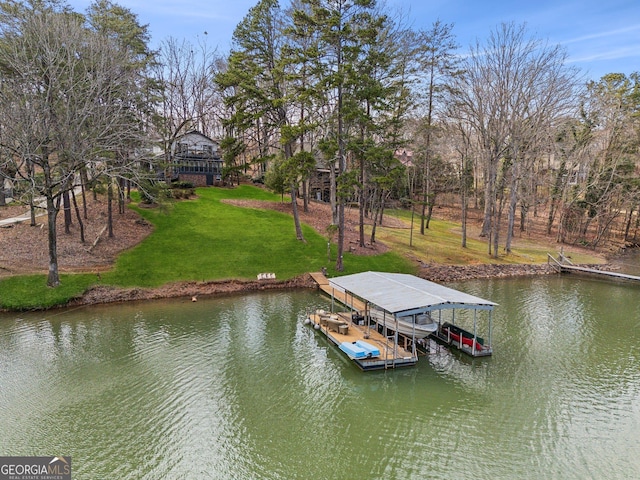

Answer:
[440,324,485,351]
[368,310,438,339]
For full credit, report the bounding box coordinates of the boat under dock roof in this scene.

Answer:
[328,271,497,317]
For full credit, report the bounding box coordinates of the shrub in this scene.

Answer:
[138,179,172,204]
[171,181,194,189]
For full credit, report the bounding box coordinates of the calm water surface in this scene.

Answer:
[1,269,640,479]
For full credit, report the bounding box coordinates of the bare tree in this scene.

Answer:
[450,22,580,257]
[411,20,459,235]
[547,112,594,239]
[151,36,224,178]
[0,7,144,286]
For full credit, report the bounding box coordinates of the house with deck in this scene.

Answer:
[171,130,223,186]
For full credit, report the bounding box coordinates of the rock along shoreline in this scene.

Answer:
[57,262,609,310]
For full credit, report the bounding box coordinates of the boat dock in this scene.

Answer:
[548,254,640,283]
[310,271,365,311]
[308,271,496,368]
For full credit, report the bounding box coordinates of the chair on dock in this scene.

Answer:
[319,313,349,334]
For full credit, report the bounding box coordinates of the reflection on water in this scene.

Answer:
[1,276,639,479]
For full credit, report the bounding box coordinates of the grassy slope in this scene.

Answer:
[104,186,414,287]
[378,208,602,266]
[0,185,603,310]
[0,186,414,309]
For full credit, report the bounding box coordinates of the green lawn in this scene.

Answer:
[0,185,606,310]
[377,208,604,266]
[0,274,97,311]
[0,185,415,310]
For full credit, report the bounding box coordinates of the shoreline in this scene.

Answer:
[62,262,598,309]
[2,261,621,312]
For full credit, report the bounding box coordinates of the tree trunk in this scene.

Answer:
[303,179,309,213]
[80,168,88,220]
[72,189,85,243]
[461,180,467,248]
[547,160,566,235]
[335,72,345,272]
[107,182,114,238]
[290,183,305,242]
[46,194,60,287]
[118,178,125,214]
[460,151,470,248]
[425,193,437,229]
[481,157,496,238]
[409,198,416,248]
[372,191,389,245]
[520,202,527,232]
[491,186,506,258]
[359,157,366,248]
[29,199,37,226]
[492,201,502,258]
[623,206,634,241]
[336,200,345,272]
[330,163,338,225]
[420,59,436,236]
[63,190,72,234]
[370,189,382,245]
[505,175,518,252]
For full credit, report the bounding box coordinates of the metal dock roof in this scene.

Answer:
[328,271,497,316]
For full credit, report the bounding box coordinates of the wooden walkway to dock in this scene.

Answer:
[310,271,366,312]
[548,254,640,283]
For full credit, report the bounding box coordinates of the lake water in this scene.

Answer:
[1,266,640,479]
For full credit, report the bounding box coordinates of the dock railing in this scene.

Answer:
[548,253,640,283]
[547,253,563,272]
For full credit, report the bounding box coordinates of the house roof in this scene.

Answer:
[395,149,414,168]
[175,130,219,144]
[329,271,497,316]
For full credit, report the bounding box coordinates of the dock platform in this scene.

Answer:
[309,272,418,369]
[307,311,417,370]
[310,271,365,311]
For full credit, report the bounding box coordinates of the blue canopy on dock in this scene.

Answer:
[329,271,497,317]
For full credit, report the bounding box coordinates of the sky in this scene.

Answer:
[66,0,640,81]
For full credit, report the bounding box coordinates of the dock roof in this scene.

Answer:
[329,271,497,316]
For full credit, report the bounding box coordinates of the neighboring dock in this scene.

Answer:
[548,254,640,283]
